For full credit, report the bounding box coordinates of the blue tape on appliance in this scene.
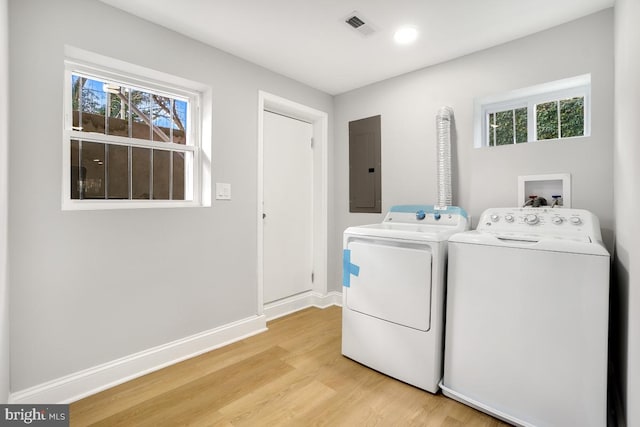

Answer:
[342,249,360,287]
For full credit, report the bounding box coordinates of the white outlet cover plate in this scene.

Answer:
[215,183,231,200]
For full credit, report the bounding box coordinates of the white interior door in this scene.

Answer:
[263,111,313,303]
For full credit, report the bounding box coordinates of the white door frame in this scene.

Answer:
[257,91,328,316]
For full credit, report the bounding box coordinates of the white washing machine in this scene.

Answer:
[441,207,610,427]
[342,204,469,392]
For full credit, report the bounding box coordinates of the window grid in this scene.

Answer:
[475,75,591,148]
[512,110,516,145]
[63,49,213,210]
[66,70,197,203]
[534,97,586,142]
[104,144,109,198]
[72,141,190,201]
[485,95,586,146]
[486,105,528,146]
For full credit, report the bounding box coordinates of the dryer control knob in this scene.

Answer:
[416,210,426,220]
[505,215,515,223]
[570,216,582,225]
[552,216,564,225]
[490,214,500,222]
[525,214,539,225]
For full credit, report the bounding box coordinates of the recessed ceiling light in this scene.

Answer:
[394,26,418,45]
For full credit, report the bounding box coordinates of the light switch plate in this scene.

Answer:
[215,183,231,200]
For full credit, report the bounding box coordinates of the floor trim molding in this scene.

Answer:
[264,291,342,321]
[9,314,267,404]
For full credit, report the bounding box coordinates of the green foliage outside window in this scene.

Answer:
[514,108,527,143]
[488,97,584,146]
[494,111,513,146]
[537,97,584,140]
[536,101,559,140]
[488,107,528,146]
[560,97,584,138]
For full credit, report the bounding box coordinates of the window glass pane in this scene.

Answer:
[71,76,82,130]
[80,141,106,199]
[71,74,191,146]
[70,139,82,199]
[107,144,129,199]
[152,149,170,200]
[495,110,513,145]
[173,100,187,145]
[515,107,528,143]
[560,97,584,138]
[537,101,559,140]
[479,76,590,147]
[131,90,152,141]
[68,67,199,207]
[107,89,129,137]
[172,151,185,200]
[74,77,106,134]
[152,95,172,142]
[132,147,151,199]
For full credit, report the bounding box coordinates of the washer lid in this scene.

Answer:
[449,230,610,256]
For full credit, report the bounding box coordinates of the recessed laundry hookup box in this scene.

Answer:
[517,173,571,207]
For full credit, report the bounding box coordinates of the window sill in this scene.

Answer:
[61,199,210,211]
[476,133,590,148]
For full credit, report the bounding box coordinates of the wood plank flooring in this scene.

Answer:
[70,306,508,426]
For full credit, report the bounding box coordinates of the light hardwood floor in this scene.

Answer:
[70,306,508,426]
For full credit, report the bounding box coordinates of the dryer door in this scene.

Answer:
[345,238,432,331]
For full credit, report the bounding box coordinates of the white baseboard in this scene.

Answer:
[9,292,344,405]
[264,291,342,321]
[9,314,267,404]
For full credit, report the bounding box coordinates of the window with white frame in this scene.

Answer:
[63,50,211,209]
[474,74,591,148]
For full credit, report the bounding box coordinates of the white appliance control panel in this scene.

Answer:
[476,207,603,243]
[383,205,468,227]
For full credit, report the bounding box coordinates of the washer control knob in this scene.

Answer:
[416,210,426,220]
[490,214,500,222]
[525,214,539,225]
[434,212,442,220]
[569,216,582,225]
[552,216,563,225]
[505,214,514,223]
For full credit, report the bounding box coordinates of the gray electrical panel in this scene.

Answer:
[349,115,381,213]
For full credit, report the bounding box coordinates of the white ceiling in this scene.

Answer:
[99,0,614,95]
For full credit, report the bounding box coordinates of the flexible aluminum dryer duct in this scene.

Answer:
[436,106,454,208]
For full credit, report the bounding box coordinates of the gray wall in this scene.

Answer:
[8,0,333,392]
[331,10,614,292]
[614,0,640,425]
[1,0,10,404]
[7,0,628,412]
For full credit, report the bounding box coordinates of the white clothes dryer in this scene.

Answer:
[441,207,610,427]
[342,205,469,392]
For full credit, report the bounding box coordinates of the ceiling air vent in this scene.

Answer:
[344,11,376,36]
[346,15,365,29]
